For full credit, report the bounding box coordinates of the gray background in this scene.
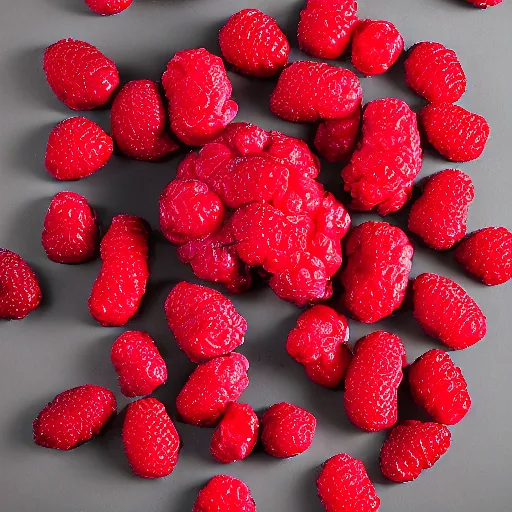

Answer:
[0,0,511,510]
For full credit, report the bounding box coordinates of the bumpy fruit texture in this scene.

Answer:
[176,353,249,426]
[409,349,471,425]
[162,48,238,146]
[219,9,290,77]
[408,169,474,250]
[465,0,502,6]
[317,454,380,512]
[344,331,406,432]
[455,227,512,286]
[340,222,413,323]
[380,420,451,482]
[33,385,116,450]
[84,0,132,15]
[193,475,256,512]
[342,98,422,215]
[88,215,149,327]
[261,402,316,458]
[413,273,487,350]
[210,402,259,463]
[122,398,180,478]
[43,39,119,110]
[0,249,42,320]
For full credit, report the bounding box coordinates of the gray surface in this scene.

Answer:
[0,0,511,510]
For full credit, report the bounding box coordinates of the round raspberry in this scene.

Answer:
[84,0,132,15]
[193,475,256,512]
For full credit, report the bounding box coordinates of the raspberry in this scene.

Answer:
[164,282,247,363]
[193,475,256,512]
[297,0,358,60]
[465,0,503,6]
[404,42,466,103]
[455,227,512,286]
[317,454,380,512]
[408,169,474,250]
[210,402,259,463]
[176,353,249,426]
[45,117,113,181]
[0,249,42,320]
[42,191,98,264]
[340,222,413,323]
[286,305,352,388]
[380,420,451,482]
[219,9,290,77]
[419,102,490,162]
[409,349,471,425]
[33,385,116,450]
[111,80,178,161]
[344,331,406,432]
[122,397,180,478]
[162,48,238,145]
[261,402,316,458]
[351,20,404,76]
[413,273,487,350]
[84,0,132,15]
[43,39,119,110]
[111,331,167,397]
[88,215,149,327]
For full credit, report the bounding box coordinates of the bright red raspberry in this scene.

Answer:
[122,397,180,478]
[43,39,119,110]
[261,402,316,458]
[420,102,490,162]
[0,249,42,320]
[455,227,512,286]
[84,0,131,15]
[176,353,249,426]
[344,331,406,432]
[413,273,487,350]
[317,454,380,512]
[465,0,502,6]
[162,48,238,146]
[380,421,451,482]
[45,117,113,181]
[42,192,98,264]
[408,169,474,250]
[33,385,116,450]
[404,42,466,103]
[88,215,149,327]
[409,349,471,425]
[210,402,259,463]
[111,331,167,397]
[193,475,256,512]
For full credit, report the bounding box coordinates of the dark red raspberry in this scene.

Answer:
[33,385,116,450]
[84,0,131,15]
[465,0,502,6]
[193,475,256,512]
[43,39,119,110]
[45,117,113,181]
[413,273,487,350]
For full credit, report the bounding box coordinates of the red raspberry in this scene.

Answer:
[317,454,380,512]
[84,0,131,14]
[413,273,487,350]
[409,349,471,425]
[419,102,490,162]
[193,475,256,512]
[380,420,451,482]
[210,402,259,463]
[162,48,238,146]
[111,331,167,397]
[176,353,249,426]
[404,42,466,103]
[455,227,512,286]
[33,385,116,450]
[351,20,404,76]
[261,402,316,458]
[88,215,149,327]
[408,169,474,250]
[164,282,247,363]
[122,397,180,478]
[111,80,178,161]
[465,0,502,6]
[45,117,113,181]
[344,331,406,432]
[42,192,98,264]
[0,249,42,320]
[340,222,413,323]
[43,39,119,110]
[219,9,290,77]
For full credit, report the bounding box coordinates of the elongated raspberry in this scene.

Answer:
[84,0,132,15]
[465,0,502,6]
[193,475,256,512]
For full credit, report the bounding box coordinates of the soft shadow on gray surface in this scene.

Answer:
[294,464,325,512]
[9,396,53,448]
[45,0,92,15]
